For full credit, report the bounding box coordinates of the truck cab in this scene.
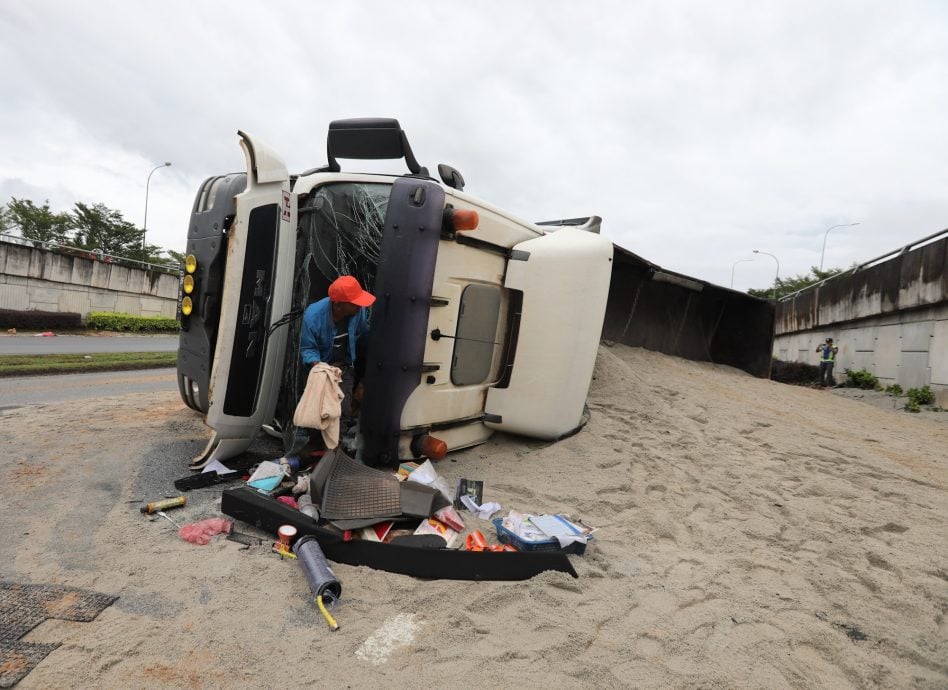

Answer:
[177,119,612,468]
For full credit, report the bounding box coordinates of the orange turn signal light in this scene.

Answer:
[442,207,479,235]
[452,209,479,231]
[413,433,448,461]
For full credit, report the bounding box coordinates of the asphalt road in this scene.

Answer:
[0,367,178,408]
[0,334,179,355]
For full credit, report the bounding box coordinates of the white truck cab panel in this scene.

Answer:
[485,224,613,439]
[180,120,610,467]
[193,132,296,467]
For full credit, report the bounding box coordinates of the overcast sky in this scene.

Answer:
[1,1,946,291]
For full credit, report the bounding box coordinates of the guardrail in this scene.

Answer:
[778,227,948,302]
[0,232,181,275]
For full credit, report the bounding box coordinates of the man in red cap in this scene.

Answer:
[299,275,375,418]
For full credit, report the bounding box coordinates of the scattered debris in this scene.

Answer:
[413,517,458,548]
[178,518,232,545]
[276,495,298,509]
[220,485,579,579]
[246,461,285,493]
[174,471,239,492]
[494,511,594,554]
[294,536,342,631]
[454,477,484,509]
[464,529,515,552]
[140,496,187,515]
[226,531,264,547]
[0,583,116,687]
[277,525,297,548]
[154,511,181,529]
[458,494,502,520]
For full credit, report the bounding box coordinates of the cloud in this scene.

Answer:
[1,0,946,288]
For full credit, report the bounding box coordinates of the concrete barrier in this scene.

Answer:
[0,239,180,320]
[774,231,947,404]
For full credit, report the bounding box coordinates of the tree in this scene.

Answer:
[748,266,843,299]
[4,198,71,244]
[68,202,144,257]
[166,249,187,269]
[2,197,179,268]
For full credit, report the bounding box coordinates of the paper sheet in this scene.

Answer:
[406,459,453,502]
[530,514,588,548]
[460,495,502,520]
[202,459,237,476]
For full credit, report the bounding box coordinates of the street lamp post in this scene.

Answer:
[730,257,753,289]
[819,222,860,273]
[753,249,780,300]
[143,162,172,253]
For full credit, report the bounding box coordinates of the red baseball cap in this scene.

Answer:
[328,275,375,307]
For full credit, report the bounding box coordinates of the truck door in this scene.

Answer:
[191,131,296,468]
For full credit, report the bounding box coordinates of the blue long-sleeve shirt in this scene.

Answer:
[299,297,369,367]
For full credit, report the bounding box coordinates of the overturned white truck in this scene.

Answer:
[178,119,613,468]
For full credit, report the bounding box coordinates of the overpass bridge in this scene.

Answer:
[774,228,948,404]
[0,234,179,320]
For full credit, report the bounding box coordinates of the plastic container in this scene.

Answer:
[492,518,590,555]
[298,494,319,520]
[140,496,187,514]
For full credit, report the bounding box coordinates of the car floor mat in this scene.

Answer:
[319,448,401,520]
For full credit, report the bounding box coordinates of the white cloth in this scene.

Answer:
[293,363,344,448]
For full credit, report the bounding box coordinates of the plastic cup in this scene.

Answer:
[278,524,298,547]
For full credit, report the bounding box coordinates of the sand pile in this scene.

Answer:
[1,345,945,688]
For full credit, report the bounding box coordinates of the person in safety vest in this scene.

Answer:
[816,337,839,387]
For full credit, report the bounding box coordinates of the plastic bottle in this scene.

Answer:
[298,494,319,520]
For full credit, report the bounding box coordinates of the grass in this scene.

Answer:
[0,351,178,377]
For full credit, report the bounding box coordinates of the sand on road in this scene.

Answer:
[1,344,945,688]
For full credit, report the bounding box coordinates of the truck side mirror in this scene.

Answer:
[326,118,428,177]
[438,164,465,191]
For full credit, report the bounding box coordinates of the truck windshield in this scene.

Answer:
[275,181,392,443]
[300,182,390,297]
